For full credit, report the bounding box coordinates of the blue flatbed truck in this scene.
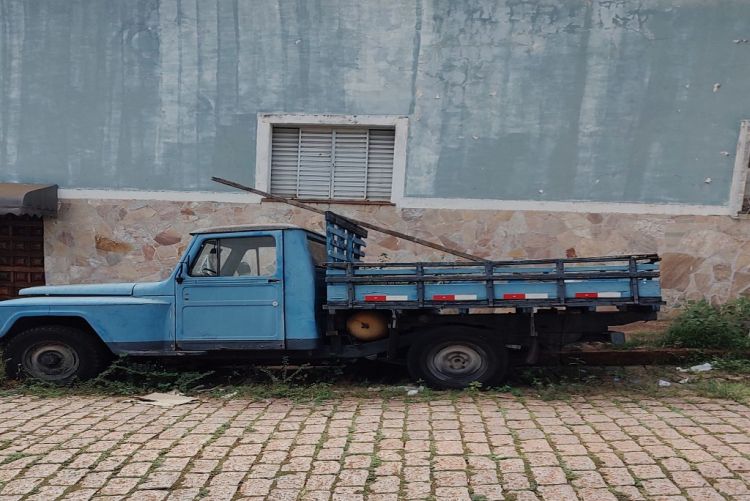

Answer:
[0,212,662,389]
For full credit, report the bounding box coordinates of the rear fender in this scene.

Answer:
[405,323,500,349]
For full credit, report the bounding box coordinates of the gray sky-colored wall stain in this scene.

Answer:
[0,0,748,206]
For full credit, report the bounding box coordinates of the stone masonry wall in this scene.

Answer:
[44,199,750,311]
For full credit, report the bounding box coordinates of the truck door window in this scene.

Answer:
[221,236,277,277]
[189,236,276,277]
[190,239,219,276]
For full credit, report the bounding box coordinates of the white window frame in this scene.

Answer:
[730,119,750,215]
[255,113,408,204]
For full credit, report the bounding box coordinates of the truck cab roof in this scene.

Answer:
[191,224,324,237]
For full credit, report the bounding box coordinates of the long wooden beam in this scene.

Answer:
[211,177,486,262]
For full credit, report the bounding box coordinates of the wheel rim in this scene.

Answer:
[425,343,488,383]
[22,342,80,381]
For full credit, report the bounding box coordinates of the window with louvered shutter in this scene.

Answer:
[270,126,395,201]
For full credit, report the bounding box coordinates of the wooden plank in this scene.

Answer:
[212,177,487,262]
[0,266,44,273]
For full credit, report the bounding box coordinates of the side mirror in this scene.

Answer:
[175,263,185,284]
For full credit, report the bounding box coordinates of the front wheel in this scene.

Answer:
[407,328,508,389]
[4,325,111,384]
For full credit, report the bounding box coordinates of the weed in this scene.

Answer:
[693,380,750,403]
[712,357,750,373]
[664,298,750,350]
[0,356,219,398]
[256,358,313,384]
[377,386,412,400]
[470,495,489,501]
[211,423,230,440]
[609,488,631,501]
[562,464,579,482]
[722,296,750,324]
[13,380,69,397]
[535,383,574,402]
[0,452,27,466]
[492,385,523,397]
[88,358,213,394]
[366,454,383,484]
[151,453,166,469]
[665,404,686,417]
[616,332,666,350]
[416,386,435,400]
[521,367,598,401]
[90,449,114,471]
[231,382,334,402]
[466,381,483,393]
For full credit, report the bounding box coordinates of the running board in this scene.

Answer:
[124,350,208,356]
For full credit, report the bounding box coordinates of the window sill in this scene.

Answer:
[261,198,395,206]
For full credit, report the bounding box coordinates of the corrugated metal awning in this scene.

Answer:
[0,183,58,217]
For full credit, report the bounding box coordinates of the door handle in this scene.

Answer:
[268,278,280,283]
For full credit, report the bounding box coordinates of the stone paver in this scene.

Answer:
[0,393,749,499]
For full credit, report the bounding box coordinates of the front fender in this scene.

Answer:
[0,297,175,354]
[0,301,51,337]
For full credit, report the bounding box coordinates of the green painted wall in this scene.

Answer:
[1,0,748,205]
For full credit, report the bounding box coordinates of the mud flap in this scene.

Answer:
[524,312,540,365]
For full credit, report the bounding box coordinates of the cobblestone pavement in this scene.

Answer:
[1,394,750,501]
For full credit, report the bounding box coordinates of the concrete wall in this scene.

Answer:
[4,0,750,307]
[2,0,749,206]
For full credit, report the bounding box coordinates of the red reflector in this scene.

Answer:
[364,295,387,302]
[433,294,455,301]
[575,292,598,298]
[503,293,526,300]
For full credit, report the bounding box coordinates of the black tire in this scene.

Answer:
[407,327,508,389]
[4,325,111,384]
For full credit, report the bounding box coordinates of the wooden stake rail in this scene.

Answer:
[211,177,486,262]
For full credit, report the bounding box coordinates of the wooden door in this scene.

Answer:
[0,215,45,300]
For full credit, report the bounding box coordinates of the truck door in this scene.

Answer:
[176,231,284,349]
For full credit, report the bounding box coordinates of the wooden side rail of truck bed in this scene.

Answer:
[324,254,662,310]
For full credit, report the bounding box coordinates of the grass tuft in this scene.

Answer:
[693,380,750,403]
[711,357,750,373]
[0,452,28,466]
[663,298,750,350]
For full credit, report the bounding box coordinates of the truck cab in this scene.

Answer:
[173,225,327,352]
[0,225,330,381]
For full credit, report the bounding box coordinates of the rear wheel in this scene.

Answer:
[4,325,111,384]
[407,328,508,389]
